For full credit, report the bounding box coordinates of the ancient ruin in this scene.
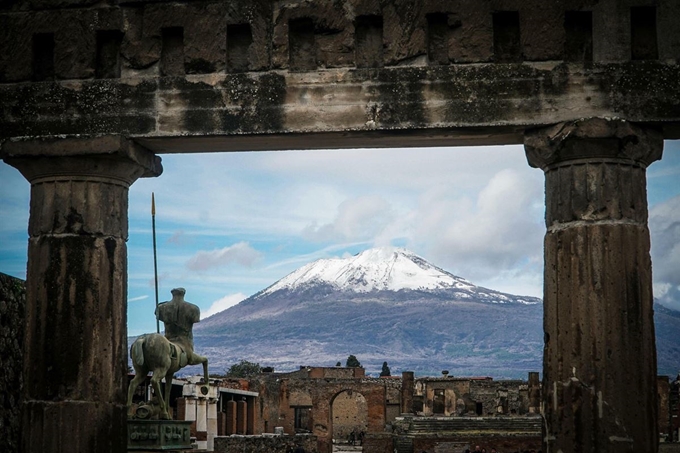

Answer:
[2,0,680,452]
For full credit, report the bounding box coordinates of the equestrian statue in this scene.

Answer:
[127,287,209,420]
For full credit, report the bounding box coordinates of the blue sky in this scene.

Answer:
[1,143,679,336]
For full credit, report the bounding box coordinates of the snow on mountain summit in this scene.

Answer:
[262,247,475,295]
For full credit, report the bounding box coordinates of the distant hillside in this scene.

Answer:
[190,248,680,378]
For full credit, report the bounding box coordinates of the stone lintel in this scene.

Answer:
[524,118,663,171]
[1,135,163,182]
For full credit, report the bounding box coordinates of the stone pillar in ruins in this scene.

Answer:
[401,371,414,414]
[196,398,208,450]
[527,371,540,414]
[207,397,218,450]
[0,137,162,453]
[524,118,662,453]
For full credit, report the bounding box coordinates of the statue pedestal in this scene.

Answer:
[128,420,194,451]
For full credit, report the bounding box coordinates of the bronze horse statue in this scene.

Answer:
[127,288,209,420]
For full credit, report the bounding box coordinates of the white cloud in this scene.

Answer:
[302,195,395,242]
[126,147,540,244]
[128,295,150,303]
[654,282,672,299]
[201,293,247,319]
[650,195,680,310]
[650,195,680,283]
[186,242,263,271]
[412,168,545,282]
[259,146,532,192]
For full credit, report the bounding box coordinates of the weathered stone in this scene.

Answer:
[127,419,193,450]
[2,61,680,148]
[525,118,663,453]
[1,3,679,453]
[214,434,318,453]
[271,1,354,70]
[401,371,414,414]
[251,367,398,453]
[0,274,25,453]
[0,137,162,453]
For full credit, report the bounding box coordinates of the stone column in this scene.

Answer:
[207,398,218,451]
[225,400,237,434]
[401,371,414,414]
[527,372,540,414]
[196,397,208,450]
[525,118,662,453]
[236,400,247,434]
[184,396,198,436]
[246,396,257,434]
[0,136,162,453]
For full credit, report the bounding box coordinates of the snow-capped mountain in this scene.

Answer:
[262,247,475,294]
[257,247,540,305]
[189,247,680,378]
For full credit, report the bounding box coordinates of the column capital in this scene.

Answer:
[1,135,162,185]
[524,118,663,171]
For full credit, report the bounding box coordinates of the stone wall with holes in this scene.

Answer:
[0,273,25,453]
[3,0,680,82]
[2,0,680,146]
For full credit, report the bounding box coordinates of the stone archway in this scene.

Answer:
[331,389,368,451]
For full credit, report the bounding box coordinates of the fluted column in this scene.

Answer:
[1,136,162,453]
[525,119,662,453]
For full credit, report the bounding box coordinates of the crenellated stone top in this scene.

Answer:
[2,0,680,82]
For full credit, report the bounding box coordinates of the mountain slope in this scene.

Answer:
[192,247,680,378]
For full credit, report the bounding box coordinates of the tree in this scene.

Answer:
[335,361,342,367]
[380,361,391,377]
[225,360,262,378]
[346,355,361,368]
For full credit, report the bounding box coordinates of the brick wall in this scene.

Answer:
[331,390,368,440]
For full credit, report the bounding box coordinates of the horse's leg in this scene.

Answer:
[164,371,174,419]
[201,355,209,385]
[127,367,148,417]
[150,370,169,420]
[188,352,210,384]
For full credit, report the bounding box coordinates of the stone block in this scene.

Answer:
[272,1,354,70]
[0,274,25,453]
[128,420,193,451]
